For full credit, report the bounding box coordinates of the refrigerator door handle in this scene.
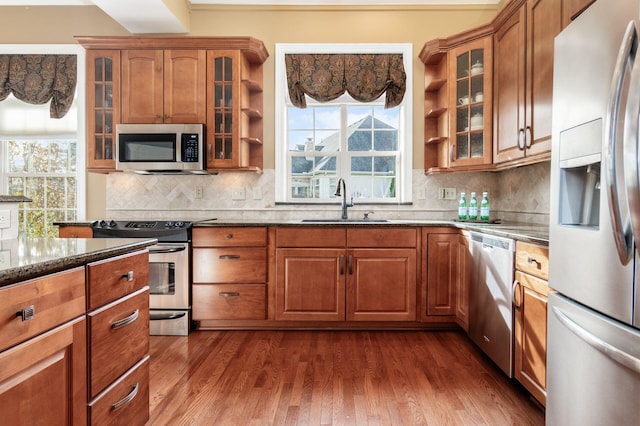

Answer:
[552,306,640,375]
[607,20,637,264]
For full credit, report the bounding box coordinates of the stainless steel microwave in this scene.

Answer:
[116,123,207,174]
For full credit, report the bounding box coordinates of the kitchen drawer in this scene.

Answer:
[0,267,85,352]
[276,227,346,248]
[515,242,549,280]
[88,287,149,398]
[88,355,149,426]
[86,250,149,309]
[192,247,267,283]
[192,284,266,320]
[347,227,417,248]
[193,227,267,247]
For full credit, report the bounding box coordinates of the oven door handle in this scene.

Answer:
[150,312,187,321]
[149,246,187,254]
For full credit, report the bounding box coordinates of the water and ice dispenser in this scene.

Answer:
[557,119,602,228]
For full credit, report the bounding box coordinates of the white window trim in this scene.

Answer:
[275,43,412,204]
[0,44,86,220]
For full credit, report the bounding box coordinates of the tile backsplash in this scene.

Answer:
[106,161,550,225]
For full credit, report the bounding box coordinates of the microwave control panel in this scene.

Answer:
[181,133,200,162]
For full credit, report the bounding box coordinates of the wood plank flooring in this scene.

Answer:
[147,330,544,425]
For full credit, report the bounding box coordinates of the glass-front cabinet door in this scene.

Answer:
[449,37,492,168]
[207,50,239,169]
[86,50,120,172]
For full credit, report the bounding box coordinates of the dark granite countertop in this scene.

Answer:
[0,238,157,287]
[0,195,32,203]
[192,219,549,245]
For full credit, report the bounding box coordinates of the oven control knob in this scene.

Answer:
[164,221,173,228]
[99,220,108,228]
[108,220,117,228]
[175,221,184,228]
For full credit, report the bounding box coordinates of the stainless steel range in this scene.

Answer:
[91,220,193,336]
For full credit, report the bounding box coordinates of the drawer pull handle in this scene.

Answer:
[16,305,35,321]
[111,309,139,329]
[225,234,233,240]
[219,292,240,298]
[219,254,241,260]
[527,256,541,266]
[111,383,139,412]
[122,271,134,281]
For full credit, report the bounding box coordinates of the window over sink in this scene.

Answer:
[274,43,413,204]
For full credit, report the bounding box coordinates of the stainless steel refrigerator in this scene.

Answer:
[548,0,640,423]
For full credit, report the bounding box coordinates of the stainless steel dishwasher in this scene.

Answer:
[468,231,515,377]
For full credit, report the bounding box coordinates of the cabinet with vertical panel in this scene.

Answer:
[121,49,206,124]
[493,0,560,166]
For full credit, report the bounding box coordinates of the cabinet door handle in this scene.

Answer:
[16,305,35,321]
[121,271,134,281]
[517,128,525,150]
[111,383,139,412]
[525,126,532,148]
[450,144,455,163]
[348,254,353,275]
[512,280,521,310]
[219,292,240,298]
[339,255,345,275]
[111,309,139,329]
[219,254,241,260]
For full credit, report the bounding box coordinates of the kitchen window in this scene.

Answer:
[0,45,85,238]
[275,44,412,204]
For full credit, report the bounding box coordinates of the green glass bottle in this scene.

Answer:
[480,191,490,221]
[468,192,478,221]
[458,192,467,220]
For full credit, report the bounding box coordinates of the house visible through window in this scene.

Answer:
[275,44,412,204]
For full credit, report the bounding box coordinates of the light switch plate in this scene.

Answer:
[0,250,9,268]
[0,210,9,229]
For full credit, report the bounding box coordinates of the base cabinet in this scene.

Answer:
[513,241,549,406]
[0,317,87,426]
[275,227,418,322]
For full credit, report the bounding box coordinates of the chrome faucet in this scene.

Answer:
[335,178,354,220]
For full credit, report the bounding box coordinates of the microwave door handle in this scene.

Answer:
[607,20,636,265]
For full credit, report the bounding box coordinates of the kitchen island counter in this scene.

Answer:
[0,237,156,287]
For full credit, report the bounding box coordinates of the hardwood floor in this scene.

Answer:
[147,330,544,425]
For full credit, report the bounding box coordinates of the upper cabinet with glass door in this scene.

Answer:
[450,36,492,168]
[85,50,120,173]
[420,28,493,174]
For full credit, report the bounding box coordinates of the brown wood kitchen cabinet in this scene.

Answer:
[562,0,596,28]
[0,268,87,425]
[86,250,150,425]
[513,241,549,406]
[121,49,206,125]
[420,28,494,174]
[275,227,418,322]
[192,227,268,323]
[493,0,559,166]
[76,36,268,173]
[58,224,93,238]
[423,229,469,329]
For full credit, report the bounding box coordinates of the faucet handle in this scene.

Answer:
[363,211,374,220]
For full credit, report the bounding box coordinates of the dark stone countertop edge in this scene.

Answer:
[0,195,32,203]
[192,220,549,245]
[0,239,157,288]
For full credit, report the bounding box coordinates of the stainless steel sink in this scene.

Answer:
[300,219,389,223]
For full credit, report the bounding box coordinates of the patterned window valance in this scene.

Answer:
[0,54,77,119]
[285,53,406,109]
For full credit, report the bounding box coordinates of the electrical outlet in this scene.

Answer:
[0,250,9,268]
[443,188,457,200]
[195,186,203,199]
[231,188,246,200]
[417,187,426,200]
[0,209,10,229]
